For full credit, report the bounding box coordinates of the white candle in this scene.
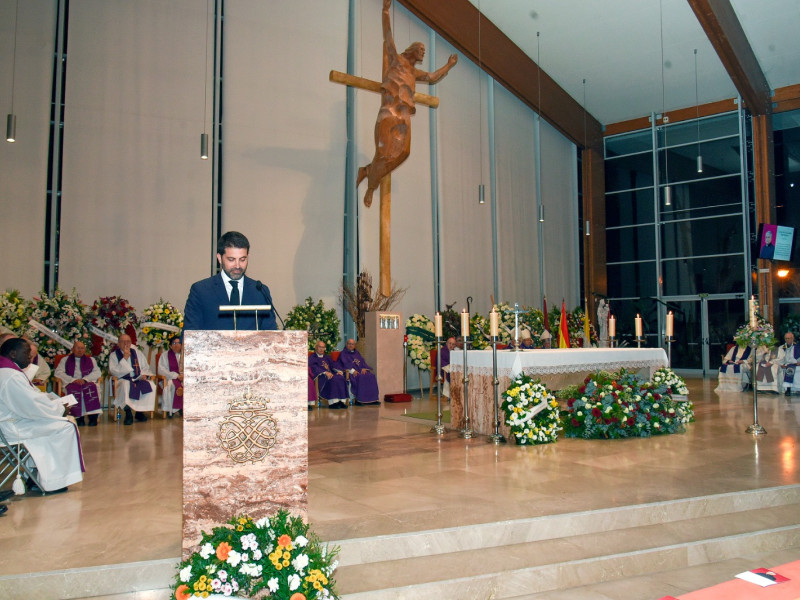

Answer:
[749,296,757,328]
[434,312,443,337]
[489,309,499,338]
[609,315,616,338]
[635,314,643,338]
[461,309,470,338]
[666,311,674,338]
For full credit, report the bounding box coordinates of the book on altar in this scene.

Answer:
[735,567,789,587]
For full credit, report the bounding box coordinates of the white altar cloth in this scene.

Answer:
[450,347,669,380]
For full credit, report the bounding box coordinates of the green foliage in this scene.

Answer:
[285,297,341,352]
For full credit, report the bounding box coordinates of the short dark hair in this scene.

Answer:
[0,337,28,358]
[217,231,250,255]
[169,335,181,345]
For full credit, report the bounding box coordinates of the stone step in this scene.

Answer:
[335,486,800,599]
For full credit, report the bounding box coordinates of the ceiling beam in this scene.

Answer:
[397,0,603,150]
[687,0,771,115]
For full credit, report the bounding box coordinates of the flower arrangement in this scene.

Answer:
[782,315,800,338]
[549,307,597,348]
[89,295,140,371]
[651,367,689,396]
[501,374,561,445]
[439,304,461,340]
[734,318,777,349]
[27,288,91,365]
[174,510,339,600]
[0,289,31,335]
[560,369,691,439]
[491,303,521,346]
[141,299,185,351]
[519,308,546,348]
[285,298,341,352]
[469,313,490,349]
[405,314,434,370]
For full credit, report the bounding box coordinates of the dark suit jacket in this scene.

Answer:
[183,273,277,331]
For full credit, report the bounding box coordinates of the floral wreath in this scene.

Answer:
[651,367,689,396]
[27,289,91,366]
[405,314,434,371]
[0,289,31,335]
[175,510,339,600]
[90,295,140,372]
[734,317,776,349]
[285,298,341,353]
[141,299,185,352]
[500,374,561,445]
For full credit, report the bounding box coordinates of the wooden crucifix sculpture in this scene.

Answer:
[330,0,457,297]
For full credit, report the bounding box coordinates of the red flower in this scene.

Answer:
[579,385,586,394]
[567,398,575,408]
[571,419,580,427]
[591,407,602,418]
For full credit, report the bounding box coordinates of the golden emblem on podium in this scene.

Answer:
[217,388,278,464]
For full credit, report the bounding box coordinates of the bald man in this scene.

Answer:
[54,340,102,426]
[108,334,155,425]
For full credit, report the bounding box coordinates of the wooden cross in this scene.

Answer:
[329,70,441,297]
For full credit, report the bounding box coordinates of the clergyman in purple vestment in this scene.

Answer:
[54,341,102,426]
[438,337,456,399]
[309,341,349,409]
[338,339,380,405]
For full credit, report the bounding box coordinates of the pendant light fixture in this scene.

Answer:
[6,0,19,143]
[477,1,485,204]
[660,0,671,207]
[694,48,703,173]
[200,0,210,159]
[536,31,545,221]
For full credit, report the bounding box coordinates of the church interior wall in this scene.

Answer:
[0,0,581,343]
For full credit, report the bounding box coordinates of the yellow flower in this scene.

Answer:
[282,559,290,567]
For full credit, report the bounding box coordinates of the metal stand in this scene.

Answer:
[487,336,506,444]
[665,336,675,367]
[431,336,445,435]
[402,337,408,394]
[511,302,522,351]
[460,336,473,439]
[609,335,615,349]
[746,340,767,435]
[635,336,646,348]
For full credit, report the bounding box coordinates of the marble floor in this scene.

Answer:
[1,376,799,598]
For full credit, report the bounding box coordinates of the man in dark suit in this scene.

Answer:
[184,231,278,331]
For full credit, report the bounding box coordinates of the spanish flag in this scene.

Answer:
[558,299,570,348]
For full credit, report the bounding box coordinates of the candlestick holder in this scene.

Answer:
[431,336,445,435]
[609,335,616,349]
[635,336,646,348]
[460,336,473,439]
[665,336,675,367]
[487,336,506,445]
[746,340,767,436]
[402,337,408,394]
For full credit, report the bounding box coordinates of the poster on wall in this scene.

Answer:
[758,224,795,261]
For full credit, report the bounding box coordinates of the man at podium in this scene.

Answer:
[184,231,277,331]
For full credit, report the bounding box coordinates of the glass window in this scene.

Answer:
[661,255,745,295]
[606,189,655,227]
[607,225,656,262]
[605,153,654,192]
[607,262,658,298]
[661,216,744,259]
[658,137,742,185]
[657,112,739,147]
[605,130,652,157]
[658,176,743,222]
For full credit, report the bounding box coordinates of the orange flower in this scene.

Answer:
[277,534,292,547]
[175,584,190,600]
[216,541,232,561]
[290,594,306,600]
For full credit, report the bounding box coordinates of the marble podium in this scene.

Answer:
[364,310,404,397]
[182,330,308,556]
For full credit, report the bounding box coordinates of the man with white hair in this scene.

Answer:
[54,340,102,426]
[108,333,155,425]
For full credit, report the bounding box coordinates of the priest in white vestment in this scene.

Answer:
[157,336,183,417]
[779,331,800,395]
[108,333,156,425]
[754,345,782,393]
[715,342,752,393]
[0,337,84,492]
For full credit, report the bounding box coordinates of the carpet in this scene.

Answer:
[661,560,800,600]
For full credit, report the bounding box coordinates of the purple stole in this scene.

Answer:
[64,355,101,416]
[338,349,379,402]
[167,350,183,410]
[0,356,85,473]
[720,345,751,374]
[784,344,800,383]
[115,348,151,400]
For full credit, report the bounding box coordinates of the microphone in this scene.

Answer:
[255,281,285,329]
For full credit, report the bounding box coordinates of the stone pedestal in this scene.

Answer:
[182,330,308,556]
[364,311,404,396]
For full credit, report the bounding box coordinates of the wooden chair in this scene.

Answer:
[111,350,160,420]
[51,354,105,419]
[153,351,171,418]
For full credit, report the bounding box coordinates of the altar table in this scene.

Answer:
[449,347,669,437]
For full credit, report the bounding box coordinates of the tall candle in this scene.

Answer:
[609,315,616,338]
[461,309,470,337]
[635,314,643,338]
[749,296,757,328]
[489,309,499,338]
[434,312,443,337]
[666,311,674,338]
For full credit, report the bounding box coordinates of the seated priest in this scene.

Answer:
[0,337,84,493]
[54,340,102,426]
[22,339,51,391]
[158,336,183,417]
[338,338,380,405]
[714,339,752,393]
[109,333,156,425]
[439,337,456,399]
[308,366,317,411]
[519,329,536,349]
[779,331,800,395]
[754,345,781,394]
[309,340,348,409]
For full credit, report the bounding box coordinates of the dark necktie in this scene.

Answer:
[230,280,240,305]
